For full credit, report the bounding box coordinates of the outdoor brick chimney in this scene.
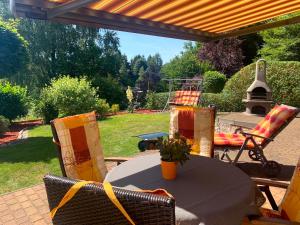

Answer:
[243,59,272,115]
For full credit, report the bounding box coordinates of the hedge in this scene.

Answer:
[224,61,300,108]
[203,71,227,93]
[147,61,300,111]
[145,92,174,110]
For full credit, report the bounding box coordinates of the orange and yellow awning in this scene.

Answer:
[10,0,300,41]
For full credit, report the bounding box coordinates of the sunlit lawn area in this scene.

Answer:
[0,112,169,194]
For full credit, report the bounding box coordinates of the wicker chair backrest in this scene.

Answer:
[44,175,176,225]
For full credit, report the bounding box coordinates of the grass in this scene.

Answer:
[0,113,169,194]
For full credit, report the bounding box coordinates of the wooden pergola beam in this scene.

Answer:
[215,15,300,39]
[47,0,100,19]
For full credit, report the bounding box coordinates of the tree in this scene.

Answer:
[259,18,300,61]
[161,42,213,79]
[92,75,127,109]
[0,0,11,19]
[131,55,147,78]
[199,38,244,77]
[0,19,29,77]
[18,20,102,80]
[240,34,263,65]
[136,54,163,92]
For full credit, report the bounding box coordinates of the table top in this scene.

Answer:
[105,153,257,225]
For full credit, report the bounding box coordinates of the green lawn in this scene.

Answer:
[0,113,169,194]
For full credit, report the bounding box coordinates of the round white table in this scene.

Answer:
[105,153,258,225]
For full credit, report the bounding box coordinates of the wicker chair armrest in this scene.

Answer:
[104,157,131,163]
[241,132,274,142]
[252,178,289,189]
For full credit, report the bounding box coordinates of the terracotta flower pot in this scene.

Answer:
[161,160,177,180]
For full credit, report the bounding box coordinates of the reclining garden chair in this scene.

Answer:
[51,111,129,182]
[244,156,300,225]
[214,104,299,177]
[169,105,216,158]
[44,174,175,225]
[169,90,201,106]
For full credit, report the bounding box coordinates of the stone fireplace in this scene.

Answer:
[243,59,272,115]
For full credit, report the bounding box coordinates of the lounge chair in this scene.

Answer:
[51,111,130,182]
[214,104,299,177]
[169,105,216,157]
[244,156,300,225]
[169,90,201,106]
[44,174,175,225]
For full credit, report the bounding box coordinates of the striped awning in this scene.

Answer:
[10,0,300,41]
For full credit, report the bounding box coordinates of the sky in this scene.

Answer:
[115,31,187,64]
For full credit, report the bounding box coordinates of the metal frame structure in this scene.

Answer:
[162,78,203,111]
[10,0,300,41]
[220,108,300,177]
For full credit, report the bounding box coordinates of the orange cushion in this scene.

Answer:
[251,104,298,145]
[53,111,107,182]
[214,132,256,148]
[171,90,201,106]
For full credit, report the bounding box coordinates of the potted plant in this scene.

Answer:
[157,133,192,180]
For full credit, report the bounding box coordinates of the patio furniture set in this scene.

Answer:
[44,101,299,225]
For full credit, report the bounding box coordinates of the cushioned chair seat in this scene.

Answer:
[214,132,258,148]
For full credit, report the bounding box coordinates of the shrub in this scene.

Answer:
[111,104,120,114]
[224,61,300,108]
[92,76,127,109]
[95,99,110,119]
[34,100,58,124]
[203,71,227,93]
[145,92,174,110]
[40,76,108,118]
[201,92,244,112]
[0,115,10,135]
[0,81,28,120]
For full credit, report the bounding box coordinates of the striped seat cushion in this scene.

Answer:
[214,104,298,148]
[280,157,300,222]
[214,133,256,148]
[170,106,215,157]
[170,90,201,106]
[53,111,107,182]
[251,104,298,145]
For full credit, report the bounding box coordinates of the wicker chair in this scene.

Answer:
[44,174,176,225]
[50,111,130,181]
[215,104,299,177]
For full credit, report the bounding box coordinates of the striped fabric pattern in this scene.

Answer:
[53,112,107,182]
[280,157,300,222]
[170,106,215,157]
[170,90,201,106]
[214,104,298,148]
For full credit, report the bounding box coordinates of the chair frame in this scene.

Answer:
[44,174,176,225]
[50,121,130,177]
[220,108,299,177]
[244,178,300,225]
